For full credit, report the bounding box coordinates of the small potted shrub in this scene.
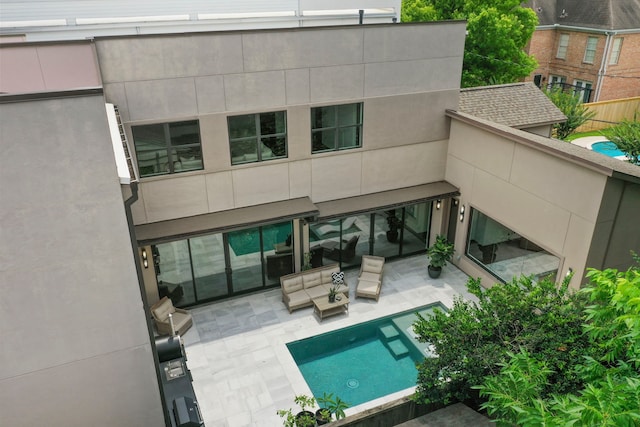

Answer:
[277,395,316,427]
[426,235,454,278]
[316,393,349,424]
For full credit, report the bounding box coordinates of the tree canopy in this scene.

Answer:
[477,263,640,426]
[412,274,589,407]
[402,0,538,87]
[411,257,640,426]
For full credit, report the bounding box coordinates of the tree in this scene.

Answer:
[602,118,640,165]
[402,0,538,87]
[544,88,596,140]
[477,262,640,426]
[412,274,589,407]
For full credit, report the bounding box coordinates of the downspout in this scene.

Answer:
[124,182,172,427]
[595,31,616,102]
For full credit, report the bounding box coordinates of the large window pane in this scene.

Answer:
[229,112,287,164]
[466,209,559,283]
[190,234,228,300]
[154,241,195,306]
[311,103,362,153]
[132,120,203,177]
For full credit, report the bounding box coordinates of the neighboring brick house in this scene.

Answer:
[523,0,640,102]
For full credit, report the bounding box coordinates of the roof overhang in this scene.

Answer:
[315,182,459,221]
[135,197,319,245]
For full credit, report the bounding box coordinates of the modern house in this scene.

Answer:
[523,0,640,102]
[1,21,639,426]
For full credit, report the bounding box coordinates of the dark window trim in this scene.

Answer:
[228,111,288,165]
[311,102,363,153]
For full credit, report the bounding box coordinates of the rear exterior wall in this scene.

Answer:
[95,23,466,225]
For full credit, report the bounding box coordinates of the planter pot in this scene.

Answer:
[316,409,331,425]
[427,265,442,278]
[296,410,316,427]
[328,294,336,303]
[386,230,398,243]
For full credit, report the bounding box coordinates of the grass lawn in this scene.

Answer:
[566,129,606,141]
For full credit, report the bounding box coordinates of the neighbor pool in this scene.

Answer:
[591,141,625,158]
[286,302,446,406]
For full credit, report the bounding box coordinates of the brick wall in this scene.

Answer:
[525,28,640,101]
[598,33,640,101]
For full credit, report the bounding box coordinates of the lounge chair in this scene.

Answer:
[150,297,193,336]
[356,255,385,301]
[321,235,360,262]
[313,217,357,238]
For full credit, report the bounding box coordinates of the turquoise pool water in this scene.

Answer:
[287,302,446,407]
[591,141,625,158]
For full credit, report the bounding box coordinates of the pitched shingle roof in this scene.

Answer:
[458,82,566,129]
[524,0,640,30]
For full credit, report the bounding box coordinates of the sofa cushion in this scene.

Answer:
[287,289,311,307]
[306,285,329,300]
[360,271,381,283]
[362,257,384,274]
[152,299,175,321]
[303,272,322,288]
[282,276,303,294]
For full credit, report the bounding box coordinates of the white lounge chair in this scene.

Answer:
[313,217,357,237]
[356,255,385,301]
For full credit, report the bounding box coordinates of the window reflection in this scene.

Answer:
[466,209,559,283]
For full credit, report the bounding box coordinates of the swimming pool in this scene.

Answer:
[591,141,626,158]
[287,302,446,406]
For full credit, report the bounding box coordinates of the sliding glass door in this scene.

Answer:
[152,220,293,307]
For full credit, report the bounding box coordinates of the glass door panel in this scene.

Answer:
[402,202,431,255]
[263,221,293,284]
[371,210,398,259]
[190,234,228,300]
[154,240,195,306]
[228,227,264,293]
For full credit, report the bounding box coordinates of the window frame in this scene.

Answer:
[556,34,570,59]
[228,111,288,165]
[132,120,203,178]
[583,36,598,63]
[609,37,623,65]
[311,103,363,154]
[573,80,593,103]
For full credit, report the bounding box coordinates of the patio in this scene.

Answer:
[182,254,477,426]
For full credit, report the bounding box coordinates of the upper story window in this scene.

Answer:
[311,103,363,153]
[556,34,569,59]
[229,111,287,165]
[132,120,203,178]
[609,37,623,65]
[583,36,598,63]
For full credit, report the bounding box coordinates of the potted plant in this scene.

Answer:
[277,395,317,427]
[386,210,402,243]
[426,235,454,278]
[316,393,349,424]
[328,285,338,303]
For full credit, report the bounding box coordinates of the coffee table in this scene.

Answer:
[312,295,349,321]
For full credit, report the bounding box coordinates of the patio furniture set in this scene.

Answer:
[280,255,385,321]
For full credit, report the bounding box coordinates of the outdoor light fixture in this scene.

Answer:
[142,248,148,269]
[436,199,442,210]
[459,205,465,222]
[566,268,573,277]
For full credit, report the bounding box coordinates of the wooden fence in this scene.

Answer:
[576,96,640,133]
